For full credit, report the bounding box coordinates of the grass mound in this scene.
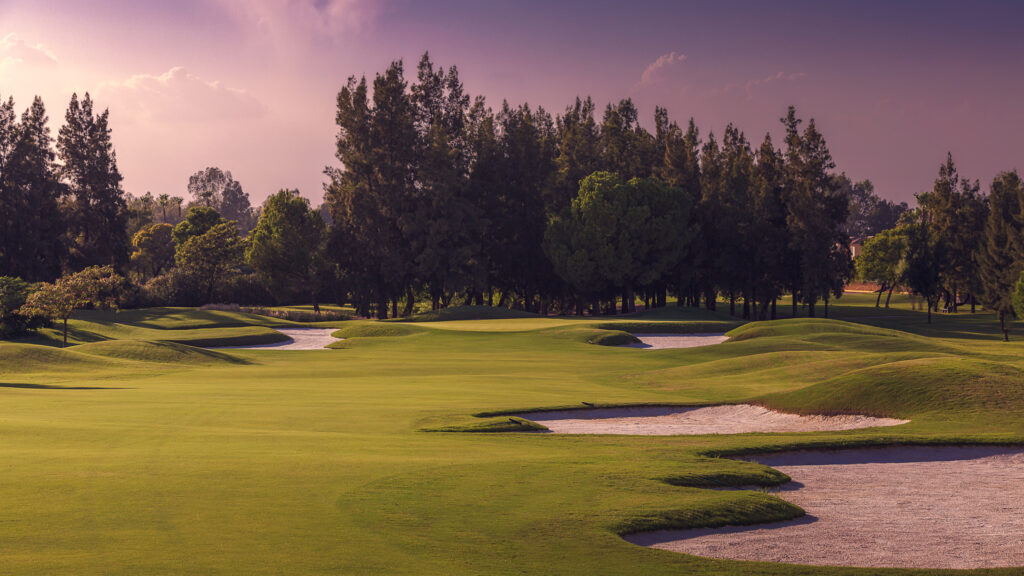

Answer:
[75,307,292,330]
[160,327,289,348]
[390,305,540,322]
[727,317,900,341]
[596,320,741,334]
[758,357,1024,417]
[662,462,791,488]
[331,322,426,339]
[423,416,548,433]
[73,340,246,365]
[587,329,641,346]
[614,491,804,535]
[0,343,107,374]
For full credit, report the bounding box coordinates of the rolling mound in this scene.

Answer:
[331,322,427,339]
[758,357,1024,417]
[0,342,109,373]
[73,340,246,364]
[597,320,741,334]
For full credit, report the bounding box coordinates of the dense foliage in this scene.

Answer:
[2,53,1021,337]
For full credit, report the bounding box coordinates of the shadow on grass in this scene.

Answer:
[0,382,127,390]
[624,514,820,546]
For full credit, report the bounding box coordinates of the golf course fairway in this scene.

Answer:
[2,294,1023,575]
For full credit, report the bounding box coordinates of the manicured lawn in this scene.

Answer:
[0,301,1022,574]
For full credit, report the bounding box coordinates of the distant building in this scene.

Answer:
[850,236,871,258]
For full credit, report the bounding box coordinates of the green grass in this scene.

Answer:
[1,301,1023,575]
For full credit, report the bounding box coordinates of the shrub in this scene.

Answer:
[0,276,47,338]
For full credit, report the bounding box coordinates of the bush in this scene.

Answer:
[0,276,46,338]
[199,303,349,322]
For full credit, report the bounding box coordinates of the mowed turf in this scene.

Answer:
[1,302,1023,575]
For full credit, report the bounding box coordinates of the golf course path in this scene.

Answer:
[213,328,340,350]
[620,333,729,349]
[625,445,1024,569]
[516,404,908,435]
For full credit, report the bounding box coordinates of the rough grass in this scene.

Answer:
[1,303,1024,575]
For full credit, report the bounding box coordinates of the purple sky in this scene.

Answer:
[2,0,1022,206]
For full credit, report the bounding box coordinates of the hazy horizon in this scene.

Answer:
[3,0,1022,206]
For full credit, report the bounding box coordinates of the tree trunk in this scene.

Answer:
[824,296,829,318]
[377,296,388,320]
[62,317,68,348]
[1000,311,1008,341]
[875,283,885,307]
[312,290,320,315]
[771,297,777,320]
[971,293,976,313]
[791,290,798,318]
[927,300,932,324]
[885,285,895,308]
[808,299,816,318]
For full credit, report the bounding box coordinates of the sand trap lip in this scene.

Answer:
[210,328,341,350]
[515,404,908,435]
[620,333,728,349]
[624,445,1024,569]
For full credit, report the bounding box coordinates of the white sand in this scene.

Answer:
[620,333,728,349]
[625,445,1024,569]
[213,328,341,350]
[516,404,908,435]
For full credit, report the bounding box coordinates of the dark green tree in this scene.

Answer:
[57,93,129,270]
[130,223,175,280]
[840,176,908,238]
[187,167,256,232]
[0,95,64,281]
[172,206,227,246]
[903,214,944,324]
[856,227,907,307]
[19,265,123,347]
[780,107,851,317]
[977,171,1024,340]
[545,172,692,313]
[247,190,328,312]
[917,154,988,312]
[325,62,417,318]
[175,222,245,304]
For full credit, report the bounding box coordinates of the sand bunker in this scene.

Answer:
[625,445,1024,569]
[516,404,907,435]
[213,328,340,350]
[620,333,728,349]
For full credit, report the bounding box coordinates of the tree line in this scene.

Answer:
[323,54,901,319]
[858,155,1024,338]
[3,52,914,337]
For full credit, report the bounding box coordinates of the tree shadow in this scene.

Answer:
[0,382,127,390]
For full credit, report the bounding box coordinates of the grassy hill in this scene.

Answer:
[0,301,1022,574]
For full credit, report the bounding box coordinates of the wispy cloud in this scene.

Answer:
[639,51,687,85]
[742,71,805,99]
[99,67,266,123]
[215,0,381,41]
[0,33,57,67]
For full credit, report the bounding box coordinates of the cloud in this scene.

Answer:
[98,67,266,123]
[216,0,380,40]
[639,51,687,85]
[742,71,805,99]
[0,33,58,68]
